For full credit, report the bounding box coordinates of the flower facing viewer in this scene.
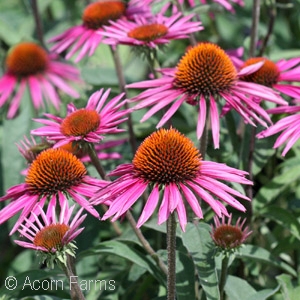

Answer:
[31,89,128,148]
[15,202,86,266]
[0,148,107,234]
[49,0,151,62]
[102,12,203,48]
[211,213,252,251]
[91,128,252,231]
[0,42,80,118]
[127,43,286,148]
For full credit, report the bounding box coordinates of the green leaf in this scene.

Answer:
[260,206,300,241]
[224,275,256,300]
[78,240,165,285]
[276,274,300,300]
[156,249,196,300]
[1,87,34,192]
[253,163,300,211]
[236,245,296,276]
[181,223,220,300]
[246,286,280,300]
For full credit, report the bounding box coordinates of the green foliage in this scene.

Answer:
[1,0,300,299]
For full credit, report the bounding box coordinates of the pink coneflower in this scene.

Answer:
[0,148,107,234]
[15,201,86,254]
[239,57,300,99]
[126,42,286,149]
[49,0,152,62]
[0,42,80,119]
[257,103,300,156]
[102,12,203,48]
[91,128,252,231]
[31,89,128,148]
[211,213,252,250]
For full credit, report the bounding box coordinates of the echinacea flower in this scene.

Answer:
[31,88,128,148]
[126,42,286,148]
[239,56,300,99]
[102,12,203,48]
[49,0,152,62]
[257,103,300,156]
[91,128,252,231]
[0,42,80,118]
[15,202,86,266]
[0,148,107,234]
[211,213,252,250]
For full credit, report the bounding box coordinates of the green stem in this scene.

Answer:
[259,0,277,56]
[126,211,168,276]
[249,0,261,57]
[87,145,168,275]
[86,144,122,236]
[167,213,177,300]
[219,255,230,300]
[86,144,110,181]
[61,255,86,300]
[31,0,45,48]
[109,45,138,153]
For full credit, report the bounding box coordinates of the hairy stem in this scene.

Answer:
[61,255,86,300]
[109,45,137,153]
[249,0,261,57]
[87,145,168,275]
[126,211,168,276]
[31,0,45,48]
[87,144,122,236]
[219,255,230,300]
[259,1,277,56]
[167,213,177,300]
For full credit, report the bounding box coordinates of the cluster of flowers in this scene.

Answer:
[1,0,300,261]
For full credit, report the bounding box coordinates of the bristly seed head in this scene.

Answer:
[133,128,202,184]
[33,224,70,251]
[128,24,168,42]
[240,57,280,87]
[82,1,126,29]
[26,148,87,195]
[6,42,49,77]
[60,109,100,137]
[174,42,237,96]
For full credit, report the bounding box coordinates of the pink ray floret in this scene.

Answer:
[31,89,129,147]
[102,12,203,48]
[14,202,86,252]
[91,128,252,231]
[257,103,300,156]
[126,43,286,149]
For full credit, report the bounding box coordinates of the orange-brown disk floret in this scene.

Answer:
[6,42,48,77]
[82,1,126,29]
[174,42,237,96]
[33,224,70,250]
[26,148,87,194]
[240,57,280,87]
[133,128,202,184]
[128,24,168,42]
[60,109,100,137]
